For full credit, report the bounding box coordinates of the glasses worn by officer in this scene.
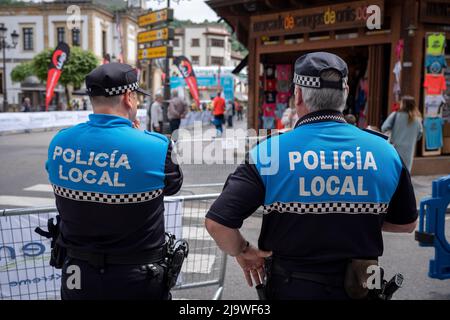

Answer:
[42,63,183,300]
[204,52,418,300]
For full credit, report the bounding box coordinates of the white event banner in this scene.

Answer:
[0,199,183,300]
[0,110,148,133]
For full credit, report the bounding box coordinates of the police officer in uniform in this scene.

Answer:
[45,63,183,300]
[205,52,418,300]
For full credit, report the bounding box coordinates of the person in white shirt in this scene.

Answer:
[151,93,164,133]
[281,97,299,129]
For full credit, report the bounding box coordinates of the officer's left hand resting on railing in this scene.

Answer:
[205,218,272,287]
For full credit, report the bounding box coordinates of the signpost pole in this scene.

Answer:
[137,6,174,134]
[163,0,171,133]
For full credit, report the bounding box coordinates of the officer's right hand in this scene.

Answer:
[235,244,272,287]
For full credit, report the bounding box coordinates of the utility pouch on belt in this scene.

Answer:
[34,215,67,269]
[344,259,378,299]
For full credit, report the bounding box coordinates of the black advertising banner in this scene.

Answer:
[173,56,200,107]
[45,42,70,110]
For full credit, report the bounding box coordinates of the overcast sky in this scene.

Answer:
[145,0,219,22]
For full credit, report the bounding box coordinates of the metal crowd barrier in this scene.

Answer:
[0,193,226,300]
[415,175,450,280]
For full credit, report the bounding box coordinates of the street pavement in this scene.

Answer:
[0,119,449,300]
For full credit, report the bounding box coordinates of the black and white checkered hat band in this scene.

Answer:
[293,74,321,88]
[263,202,389,215]
[53,184,162,204]
[104,81,139,96]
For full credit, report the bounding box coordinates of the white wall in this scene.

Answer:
[0,15,44,106]
[173,35,184,57]
[172,26,234,67]
[127,24,137,65]
[93,15,119,60]
[184,27,206,65]
[1,15,44,59]
[48,15,88,49]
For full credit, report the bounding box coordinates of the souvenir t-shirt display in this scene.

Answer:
[277,80,291,93]
[424,117,444,150]
[426,55,447,74]
[426,33,446,56]
[423,74,447,95]
[425,95,446,117]
[276,64,291,81]
[265,91,277,104]
[265,65,276,79]
[277,92,289,104]
[265,79,277,91]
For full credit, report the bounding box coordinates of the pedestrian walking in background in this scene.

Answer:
[381,96,423,172]
[236,101,243,121]
[212,92,225,137]
[226,99,234,128]
[168,89,188,134]
[151,93,164,133]
[82,98,88,111]
[21,97,31,112]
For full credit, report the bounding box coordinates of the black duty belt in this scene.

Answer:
[67,247,165,268]
[271,263,344,288]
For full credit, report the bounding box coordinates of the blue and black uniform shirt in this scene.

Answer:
[46,114,183,254]
[206,110,417,272]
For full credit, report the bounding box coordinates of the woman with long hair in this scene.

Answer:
[381,96,423,171]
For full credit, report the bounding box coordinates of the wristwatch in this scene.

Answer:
[241,240,250,254]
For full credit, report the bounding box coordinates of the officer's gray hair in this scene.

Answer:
[300,70,348,112]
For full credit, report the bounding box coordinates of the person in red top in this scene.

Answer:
[212,92,225,137]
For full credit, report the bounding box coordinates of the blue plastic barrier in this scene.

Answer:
[415,175,450,280]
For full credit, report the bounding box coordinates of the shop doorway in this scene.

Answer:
[260,44,391,129]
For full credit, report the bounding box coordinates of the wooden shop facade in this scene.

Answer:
[207,0,450,174]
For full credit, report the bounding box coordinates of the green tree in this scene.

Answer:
[32,47,98,108]
[11,62,34,83]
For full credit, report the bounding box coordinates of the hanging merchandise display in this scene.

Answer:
[265,79,277,91]
[423,32,447,154]
[425,95,446,117]
[426,33,446,56]
[426,55,447,74]
[424,117,444,150]
[424,73,447,95]
[265,64,276,79]
[262,103,276,129]
[392,39,403,109]
[264,91,277,104]
[260,64,292,129]
[355,73,368,128]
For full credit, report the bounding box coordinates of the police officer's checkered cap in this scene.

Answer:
[293,52,348,90]
[85,62,150,97]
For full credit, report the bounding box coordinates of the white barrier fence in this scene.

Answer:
[0,194,227,300]
[0,110,148,134]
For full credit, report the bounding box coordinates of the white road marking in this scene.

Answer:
[0,195,54,207]
[181,254,216,274]
[23,184,53,193]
